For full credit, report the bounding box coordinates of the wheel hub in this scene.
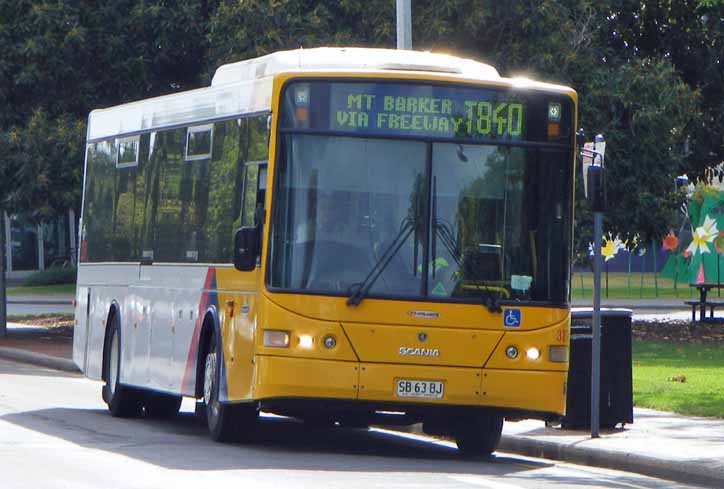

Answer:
[203,352,219,419]
[109,331,119,396]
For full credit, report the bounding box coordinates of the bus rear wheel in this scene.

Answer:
[102,315,144,418]
[454,414,504,457]
[203,332,257,442]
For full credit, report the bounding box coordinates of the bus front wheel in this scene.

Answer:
[454,414,504,457]
[102,315,144,418]
[203,332,257,442]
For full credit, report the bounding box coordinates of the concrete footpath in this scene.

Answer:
[1,322,723,487]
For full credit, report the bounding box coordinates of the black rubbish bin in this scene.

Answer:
[562,308,634,429]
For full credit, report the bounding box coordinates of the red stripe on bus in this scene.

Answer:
[181,267,216,395]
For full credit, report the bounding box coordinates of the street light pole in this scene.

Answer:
[396,0,412,50]
[591,200,603,437]
[580,133,606,438]
[590,133,605,438]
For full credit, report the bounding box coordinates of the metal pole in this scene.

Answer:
[396,0,412,50]
[0,209,7,338]
[69,209,77,265]
[591,211,602,438]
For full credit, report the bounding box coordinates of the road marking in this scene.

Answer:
[448,474,525,489]
[552,465,662,489]
[368,427,457,449]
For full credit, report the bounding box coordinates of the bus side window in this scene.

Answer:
[256,166,267,225]
[241,164,267,227]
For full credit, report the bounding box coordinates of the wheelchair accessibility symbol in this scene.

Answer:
[503,309,521,328]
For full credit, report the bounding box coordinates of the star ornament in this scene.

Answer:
[687,215,719,256]
[599,236,625,262]
[662,232,679,252]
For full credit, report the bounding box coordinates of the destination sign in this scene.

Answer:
[281,81,574,144]
[328,83,525,140]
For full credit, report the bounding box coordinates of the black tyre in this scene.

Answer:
[102,314,144,418]
[454,414,504,457]
[144,392,182,419]
[203,331,258,442]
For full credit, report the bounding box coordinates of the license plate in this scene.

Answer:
[395,379,444,399]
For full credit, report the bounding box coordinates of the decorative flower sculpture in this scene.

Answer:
[662,232,679,252]
[600,235,625,262]
[686,215,719,256]
[714,231,724,255]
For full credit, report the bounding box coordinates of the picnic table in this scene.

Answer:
[686,283,724,321]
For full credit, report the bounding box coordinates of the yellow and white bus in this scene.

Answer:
[74,47,575,456]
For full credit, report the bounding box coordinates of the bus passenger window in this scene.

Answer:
[256,166,267,225]
[241,164,266,227]
[186,124,213,161]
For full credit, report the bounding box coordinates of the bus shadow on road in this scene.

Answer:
[1,407,552,475]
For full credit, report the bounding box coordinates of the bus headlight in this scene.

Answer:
[526,347,541,361]
[263,330,290,348]
[505,346,519,359]
[298,334,314,348]
[549,346,568,363]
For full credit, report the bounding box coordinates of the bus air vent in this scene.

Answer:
[379,63,463,74]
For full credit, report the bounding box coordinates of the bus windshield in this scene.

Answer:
[268,81,573,305]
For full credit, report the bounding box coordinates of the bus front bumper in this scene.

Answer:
[253,355,566,416]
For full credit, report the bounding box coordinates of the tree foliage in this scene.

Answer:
[1,111,85,219]
[0,0,208,218]
[0,0,722,253]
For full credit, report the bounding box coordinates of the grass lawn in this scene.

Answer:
[6,283,76,296]
[572,272,701,300]
[633,340,724,417]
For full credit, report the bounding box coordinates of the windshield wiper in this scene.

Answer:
[431,178,501,314]
[434,222,502,314]
[347,217,415,306]
[477,285,503,313]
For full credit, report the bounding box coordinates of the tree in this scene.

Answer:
[0,0,720,271]
[3,111,85,221]
[574,59,698,253]
[207,0,394,68]
[600,0,724,182]
[0,1,211,218]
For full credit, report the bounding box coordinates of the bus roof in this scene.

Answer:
[87,47,572,142]
[210,47,500,86]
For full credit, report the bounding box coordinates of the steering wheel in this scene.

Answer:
[292,240,372,292]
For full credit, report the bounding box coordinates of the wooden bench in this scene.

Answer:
[684,300,724,322]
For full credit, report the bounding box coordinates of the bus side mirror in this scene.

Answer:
[234,227,259,271]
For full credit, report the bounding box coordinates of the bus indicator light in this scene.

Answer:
[295,107,309,124]
[263,330,290,348]
[548,122,560,138]
[549,346,568,363]
[225,299,235,318]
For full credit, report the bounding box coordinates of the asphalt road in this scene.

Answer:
[0,358,698,489]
